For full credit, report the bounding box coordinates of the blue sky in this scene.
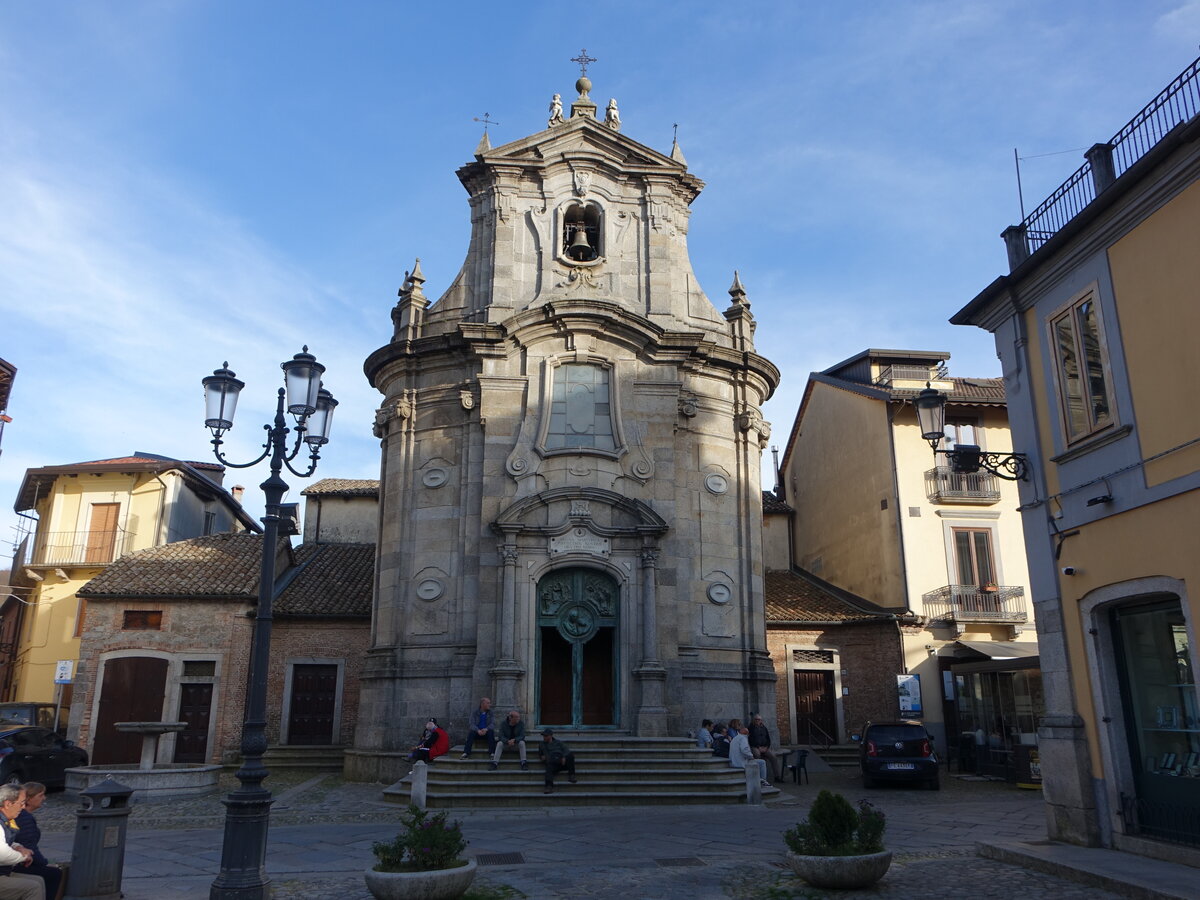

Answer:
[2,1,1198,545]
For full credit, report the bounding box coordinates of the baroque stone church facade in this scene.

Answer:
[347,75,780,781]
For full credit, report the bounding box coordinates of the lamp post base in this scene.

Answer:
[210,789,275,900]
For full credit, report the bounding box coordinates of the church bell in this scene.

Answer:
[568,225,592,261]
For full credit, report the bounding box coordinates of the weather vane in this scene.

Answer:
[473,112,499,134]
[571,48,597,77]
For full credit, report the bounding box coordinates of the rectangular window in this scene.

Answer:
[203,511,217,536]
[1050,292,1114,442]
[182,660,216,677]
[85,502,121,563]
[545,363,616,452]
[952,528,995,587]
[943,416,978,450]
[122,610,163,630]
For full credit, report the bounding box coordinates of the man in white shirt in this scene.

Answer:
[728,726,770,787]
[0,785,43,900]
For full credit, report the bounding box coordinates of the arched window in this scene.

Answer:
[561,202,603,262]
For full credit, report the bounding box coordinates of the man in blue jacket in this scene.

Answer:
[460,697,495,759]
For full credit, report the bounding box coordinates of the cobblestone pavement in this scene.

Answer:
[33,767,1129,898]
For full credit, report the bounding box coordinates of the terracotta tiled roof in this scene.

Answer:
[78,532,266,598]
[301,479,380,497]
[761,491,791,514]
[79,534,374,619]
[276,543,373,618]
[765,569,896,624]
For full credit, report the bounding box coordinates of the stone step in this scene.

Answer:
[256,746,345,770]
[405,788,753,809]
[424,774,749,791]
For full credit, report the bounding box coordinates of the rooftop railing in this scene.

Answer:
[876,364,948,386]
[1010,55,1200,262]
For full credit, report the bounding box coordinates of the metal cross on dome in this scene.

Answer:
[571,48,597,76]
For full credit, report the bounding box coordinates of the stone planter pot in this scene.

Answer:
[364,859,477,900]
[786,849,893,889]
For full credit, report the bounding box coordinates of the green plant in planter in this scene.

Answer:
[373,804,469,872]
[784,790,886,857]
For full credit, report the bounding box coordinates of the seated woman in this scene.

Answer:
[16,781,61,900]
[409,719,450,764]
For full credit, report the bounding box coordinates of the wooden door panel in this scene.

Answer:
[174,683,213,762]
[793,670,837,741]
[287,664,338,745]
[92,657,168,764]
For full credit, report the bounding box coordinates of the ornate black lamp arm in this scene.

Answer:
[934,446,1030,482]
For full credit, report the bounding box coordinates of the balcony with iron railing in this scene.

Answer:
[31,529,137,566]
[925,466,1002,504]
[1008,55,1200,264]
[922,584,1028,633]
[875,364,950,389]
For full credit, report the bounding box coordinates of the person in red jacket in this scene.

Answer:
[410,719,450,764]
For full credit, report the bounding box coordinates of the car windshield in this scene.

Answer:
[869,725,926,743]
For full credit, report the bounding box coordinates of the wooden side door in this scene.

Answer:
[173,683,213,763]
[92,657,168,764]
[286,664,338,745]
[793,669,837,743]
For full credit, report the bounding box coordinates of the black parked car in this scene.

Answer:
[854,720,940,790]
[0,724,89,789]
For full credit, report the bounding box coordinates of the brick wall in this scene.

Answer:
[73,596,367,763]
[766,620,904,744]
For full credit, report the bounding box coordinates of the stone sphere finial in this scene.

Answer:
[576,75,592,98]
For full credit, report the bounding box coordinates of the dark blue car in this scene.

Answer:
[0,724,88,789]
[854,720,941,790]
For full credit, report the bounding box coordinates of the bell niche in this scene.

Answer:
[560,201,603,263]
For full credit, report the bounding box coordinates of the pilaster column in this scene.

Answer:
[489,541,524,712]
[640,547,660,664]
[633,545,668,736]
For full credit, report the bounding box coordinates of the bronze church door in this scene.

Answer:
[536,568,619,728]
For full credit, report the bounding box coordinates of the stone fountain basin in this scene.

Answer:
[65,763,222,800]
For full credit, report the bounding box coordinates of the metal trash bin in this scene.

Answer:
[64,777,134,900]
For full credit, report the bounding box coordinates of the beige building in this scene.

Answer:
[349,75,779,781]
[953,56,1200,856]
[2,453,256,711]
[778,350,1035,753]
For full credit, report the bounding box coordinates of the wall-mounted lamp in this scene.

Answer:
[914,385,1029,481]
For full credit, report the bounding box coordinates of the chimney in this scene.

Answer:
[231,485,245,504]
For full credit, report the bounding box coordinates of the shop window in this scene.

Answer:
[545,364,616,452]
[122,610,163,630]
[1050,291,1114,443]
[1111,598,1200,844]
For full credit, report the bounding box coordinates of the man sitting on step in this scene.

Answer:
[538,729,576,794]
[460,697,496,759]
[729,726,771,788]
[748,713,782,781]
[490,709,528,770]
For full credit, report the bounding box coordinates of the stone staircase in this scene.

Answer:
[382,734,779,808]
[260,745,346,771]
[810,743,860,769]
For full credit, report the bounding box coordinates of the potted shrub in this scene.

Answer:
[365,804,477,900]
[783,789,891,889]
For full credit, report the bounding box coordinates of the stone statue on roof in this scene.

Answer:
[548,93,565,127]
[604,98,621,131]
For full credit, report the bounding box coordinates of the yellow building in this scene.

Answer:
[778,349,1034,756]
[953,56,1200,858]
[2,453,256,716]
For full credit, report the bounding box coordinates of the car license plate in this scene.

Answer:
[887,763,915,770]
